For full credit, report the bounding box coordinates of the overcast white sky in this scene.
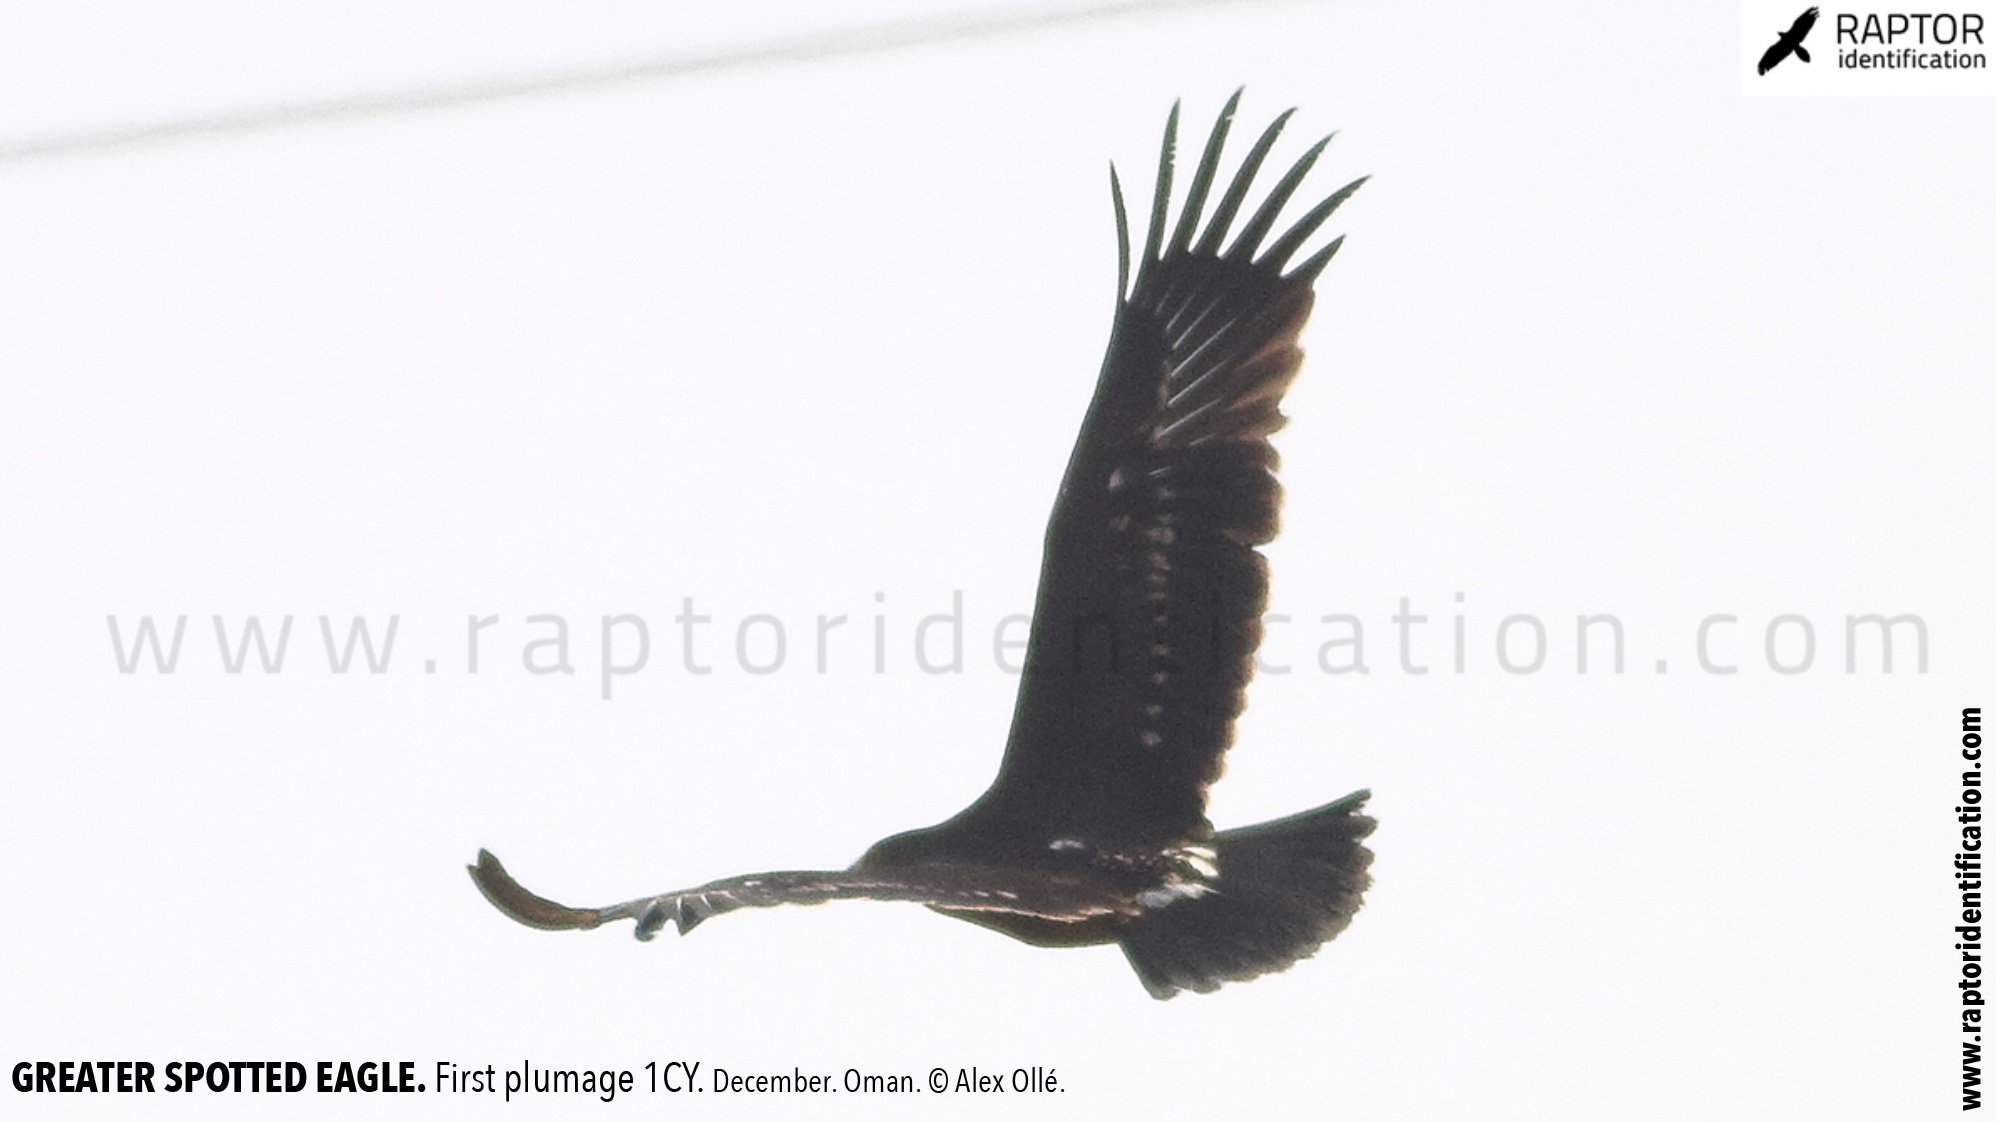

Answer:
[2,2,1992,1118]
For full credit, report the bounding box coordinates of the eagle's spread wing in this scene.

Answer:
[1789,6,1819,38]
[469,849,1136,938]
[953,93,1362,848]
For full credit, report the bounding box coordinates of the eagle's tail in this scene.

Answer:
[1118,790,1375,999]
[1796,45,1812,63]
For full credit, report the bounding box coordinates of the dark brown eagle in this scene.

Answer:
[471,92,1375,999]
[1758,7,1820,75]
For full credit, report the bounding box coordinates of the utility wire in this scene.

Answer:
[1,0,1303,165]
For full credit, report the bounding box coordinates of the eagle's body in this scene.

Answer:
[472,93,1375,999]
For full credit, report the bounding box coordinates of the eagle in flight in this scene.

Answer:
[471,92,1376,999]
[1758,7,1820,75]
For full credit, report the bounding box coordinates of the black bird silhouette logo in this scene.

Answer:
[1759,6,1821,74]
[470,92,1376,1000]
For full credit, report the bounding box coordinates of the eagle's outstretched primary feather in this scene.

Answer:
[472,92,1374,999]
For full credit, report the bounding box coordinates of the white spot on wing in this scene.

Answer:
[1137,881,1214,909]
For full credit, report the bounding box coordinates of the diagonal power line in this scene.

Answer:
[0,0,1306,166]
